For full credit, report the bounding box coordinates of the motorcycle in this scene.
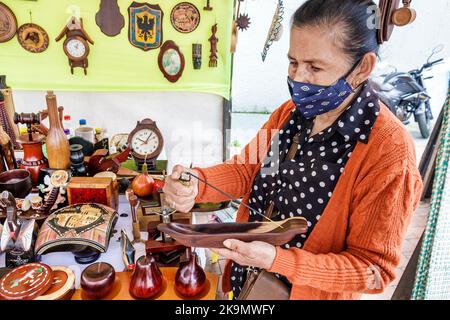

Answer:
[371,45,445,138]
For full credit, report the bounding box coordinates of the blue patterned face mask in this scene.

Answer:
[288,61,360,119]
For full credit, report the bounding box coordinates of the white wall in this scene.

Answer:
[232,0,450,114]
[12,91,224,170]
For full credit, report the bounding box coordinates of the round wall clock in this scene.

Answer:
[63,36,89,61]
[0,263,53,300]
[127,118,164,170]
[170,2,200,33]
[0,2,17,43]
[17,23,50,53]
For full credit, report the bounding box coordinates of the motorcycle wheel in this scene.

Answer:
[417,113,431,139]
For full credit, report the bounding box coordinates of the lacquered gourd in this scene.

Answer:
[174,249,206,298]
[129,254,163,299]
[131,162,154,197]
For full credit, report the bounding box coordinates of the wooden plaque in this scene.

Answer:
[158,40,185,83]
[0,2,17,43]
[170,2,200,33]
[17,23,50,53]
[0,263,53,300]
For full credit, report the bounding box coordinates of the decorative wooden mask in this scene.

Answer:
[17,23,50,53]
[170,2,201,33]
[0,2,17,43]
[261,0,284,62]
[158,40,185,83]
[96,0,125,37]
[128,2,164,51]
[192,43,202,70]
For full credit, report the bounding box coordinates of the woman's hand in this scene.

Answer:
[163,165,199,213]
[212,240,277,270]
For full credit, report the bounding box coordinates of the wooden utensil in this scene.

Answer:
[45,91,71,170]
[157,217,308,248]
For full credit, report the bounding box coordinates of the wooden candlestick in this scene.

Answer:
[80,262,116,300]
[45,91,70,170]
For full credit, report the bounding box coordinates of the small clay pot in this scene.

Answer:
[80,262,115,300]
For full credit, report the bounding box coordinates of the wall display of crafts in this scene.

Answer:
[0,0,235,99]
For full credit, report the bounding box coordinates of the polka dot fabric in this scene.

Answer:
[231,83,380,299]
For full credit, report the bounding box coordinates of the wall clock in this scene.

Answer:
[128,2,163,51]
[17,23,49,53]
[55,17,95,75]
[127,118,164,171]
[170,2,200,33]
[0,2,17,43]
[158,40,185,83]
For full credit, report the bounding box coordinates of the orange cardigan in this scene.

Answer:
[194,100,423,300]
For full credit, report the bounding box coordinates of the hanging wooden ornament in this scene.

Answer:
[128,2,164,51]
[170,2,200,33]
[208,24,218,67]
[392,0,416,27]
[261,0,285,62]
[203,0,213,11]
[236,0,250,31]
[0,2,17,43]
[96,0,125,37]
[158,40,185,83]
[17,23,50,53]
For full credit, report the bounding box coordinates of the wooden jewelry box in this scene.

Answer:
[67,177,115,209]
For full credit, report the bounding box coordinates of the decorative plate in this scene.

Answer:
[17,23,50,53]
[170,2,200,33]
[0,263,53,300]
[0,2,17,43]
[35,266,75,300]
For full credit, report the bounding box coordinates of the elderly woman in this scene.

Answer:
[163,0,423,300]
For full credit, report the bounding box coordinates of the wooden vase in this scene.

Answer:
[45,91,70,169]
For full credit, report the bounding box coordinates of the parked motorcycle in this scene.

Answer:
[371,45,445,138]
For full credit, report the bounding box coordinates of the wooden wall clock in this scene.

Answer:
[128,2,163,51]
[0,2,17,43]
[158,40,185,83]
[17,23,50,53]
[170,2,200,33]
[96,0,125,37]
[128,118,164,171]
[55,17,94,75]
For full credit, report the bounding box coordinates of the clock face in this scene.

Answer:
[66,38,86,58]
[131,129,160,156]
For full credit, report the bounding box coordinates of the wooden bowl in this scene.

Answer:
[80,262,116,300]
[0,169,33,198]
[157,217,308,248]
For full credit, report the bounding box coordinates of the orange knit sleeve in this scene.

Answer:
[194,101,293,203]
[268,158,423,294]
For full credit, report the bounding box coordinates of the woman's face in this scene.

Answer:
[288,25,354,86]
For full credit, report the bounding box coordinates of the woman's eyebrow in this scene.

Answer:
[287,54,327,66]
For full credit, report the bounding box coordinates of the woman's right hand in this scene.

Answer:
[162,165,199,213]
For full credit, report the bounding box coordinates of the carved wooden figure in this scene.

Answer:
[208,24,218,67]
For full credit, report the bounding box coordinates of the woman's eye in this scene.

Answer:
[289,61,298,66]
[311,66,321,72]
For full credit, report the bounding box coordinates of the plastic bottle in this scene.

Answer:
[63,115,74,138]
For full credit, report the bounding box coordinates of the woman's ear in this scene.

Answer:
[349,53,377,88]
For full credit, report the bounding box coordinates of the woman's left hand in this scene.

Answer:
[211,240,277,270]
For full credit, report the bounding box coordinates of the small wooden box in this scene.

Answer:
[67,177,115,209]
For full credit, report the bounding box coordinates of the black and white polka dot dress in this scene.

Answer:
[230,83,380,299]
